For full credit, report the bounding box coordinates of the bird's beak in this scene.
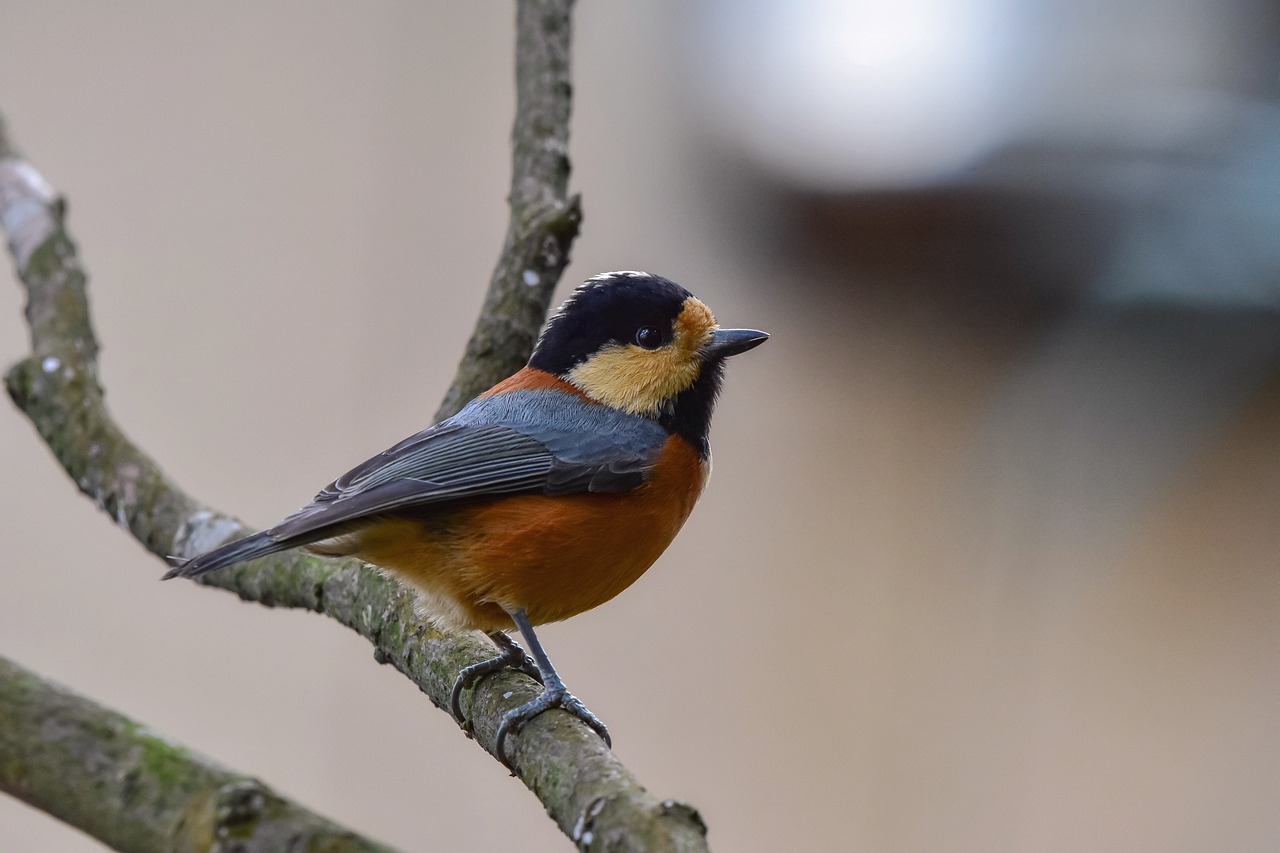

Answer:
[702,328,769,359]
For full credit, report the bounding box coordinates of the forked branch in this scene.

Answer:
[0,2,709,850]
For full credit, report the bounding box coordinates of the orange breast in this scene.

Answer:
[347,435,707,632]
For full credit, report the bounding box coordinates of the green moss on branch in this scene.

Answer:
[0,656,398,853]
[0,1,712,849]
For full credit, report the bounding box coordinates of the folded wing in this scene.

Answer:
[167,390,668,579]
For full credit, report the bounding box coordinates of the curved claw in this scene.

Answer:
[495,686,612,771]
[450,632,544,732]
[450,659,497,731]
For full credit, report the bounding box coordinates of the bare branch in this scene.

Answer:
[434,0,582,421]
[0,655,398,853]
[0,2,711,851]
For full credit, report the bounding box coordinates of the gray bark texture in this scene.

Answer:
[0,656,399,853]
[0,1,712,850]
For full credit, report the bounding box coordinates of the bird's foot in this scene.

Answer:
[495,685,611,771]
[451,632,543,734]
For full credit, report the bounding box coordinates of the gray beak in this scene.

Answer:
[702,328,770,359]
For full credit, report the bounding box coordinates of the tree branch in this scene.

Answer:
[0,655,398,853]
[0,1,710,850]
[434,0,581,421]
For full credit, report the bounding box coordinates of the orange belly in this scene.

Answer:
[344,435,706,632]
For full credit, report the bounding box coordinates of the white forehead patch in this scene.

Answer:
[586,270,650,282]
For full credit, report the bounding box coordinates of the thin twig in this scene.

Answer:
[434,0,582,421]
[0,2,710,851]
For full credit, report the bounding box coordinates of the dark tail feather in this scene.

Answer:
[162,530,290,580]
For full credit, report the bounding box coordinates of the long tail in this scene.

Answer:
[162,529,292,580]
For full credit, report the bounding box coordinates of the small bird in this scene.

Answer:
[166,271,768,765]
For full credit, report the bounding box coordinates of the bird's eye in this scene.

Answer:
[635,326,663,349]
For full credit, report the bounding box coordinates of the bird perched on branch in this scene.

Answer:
[166,271,768,766]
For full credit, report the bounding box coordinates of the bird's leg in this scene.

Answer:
[495,609,611,770]
[451,630,543,733]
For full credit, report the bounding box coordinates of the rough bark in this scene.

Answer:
[433,0,582,421]
[0,656,398,853]
[0,1,711,851]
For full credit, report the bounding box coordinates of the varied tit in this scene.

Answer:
[167,271,769,765]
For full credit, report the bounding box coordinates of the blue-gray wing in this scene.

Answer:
[269,390,668,542]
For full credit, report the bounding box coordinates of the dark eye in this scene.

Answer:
[635,326,663,349]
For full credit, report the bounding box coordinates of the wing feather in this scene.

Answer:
[269,390,668,544]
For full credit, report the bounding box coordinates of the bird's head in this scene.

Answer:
[529,272,767,449]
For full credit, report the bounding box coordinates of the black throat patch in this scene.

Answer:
[658,358,725,459]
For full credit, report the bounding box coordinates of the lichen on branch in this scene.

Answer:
[0,656,398,853]
[0,2,711,851]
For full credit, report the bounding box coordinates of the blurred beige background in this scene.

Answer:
[3,3,1278,852]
